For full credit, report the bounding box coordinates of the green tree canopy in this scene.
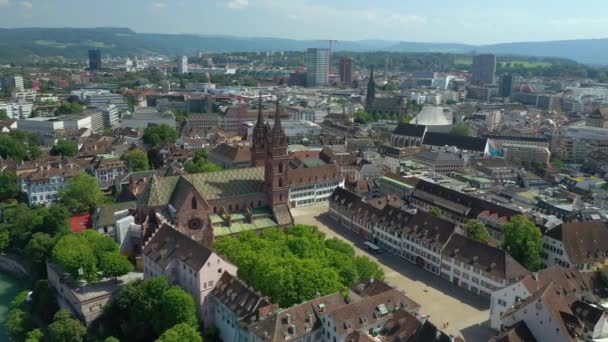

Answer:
[6,291,34,342]
[185,149,222,174]
[143,124,177,146]
[450,123,472,137]
[464,219,491,245]
[428,207,442,218]
[59,172,105,213]
[214,225,384,307]
[123,149,149,172]
[502,215,543,271]
[52,230,130,282]
[25,232,57,279]
[24,328,44,342]
[156,323,202,342]
[100,277,198,341]
[55,101,84,115]
[0,170,20,201]
[0,204,69,250]
[47,309,87,342]
[0,131,42,161]
[50,139,78,157]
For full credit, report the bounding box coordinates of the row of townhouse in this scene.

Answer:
[144,223,456,342]
[329,187,530,299]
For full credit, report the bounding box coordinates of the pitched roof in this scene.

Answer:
[570,300,605,328]
[209,272,274,324]
[545,222,608,264]
[325,289,420,337]
[443,234,530,281]
[414,151,463,162]
[248,293,348,342]
[143,224,213,270]
[392,123,426,137]
[489,321,537,342]
[519,266,608,301]
[141,167,265,206]
[209,143,252,163]
[422,132,488,152]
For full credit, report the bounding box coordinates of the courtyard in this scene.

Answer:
[291,203,495,342]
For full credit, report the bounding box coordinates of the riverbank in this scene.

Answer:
[0,253,29,341]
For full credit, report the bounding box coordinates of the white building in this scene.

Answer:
[0,101,34,119]
[489,266,605,330]
[143,224,238,324]
[19,161,82,206]
[17,115,93,137]
[541,222,608,272]
[178,56,189,74]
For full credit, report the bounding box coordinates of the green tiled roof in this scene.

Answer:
[146,167,265,206]
[213,217,279,237]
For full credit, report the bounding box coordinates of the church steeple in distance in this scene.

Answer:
[271,96,286,147]
[256,92,264,127]
[365,66,376,108]
[251,92,267,167]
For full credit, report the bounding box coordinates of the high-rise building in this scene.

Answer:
[500,74,513,97]
[11,76,24,92]
[88,50,102,70]
[305,48,329,87]
[178,56,188,74]
[472,54,496,85]
[339,57,353,84]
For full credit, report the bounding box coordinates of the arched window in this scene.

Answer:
[258,200,262,207]
[279,178,283,187]
[191,197,197,210]
[278,162,283,173]
[213,207,217,214]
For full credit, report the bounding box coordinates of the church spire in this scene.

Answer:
[273,97,282,130]
[365,66,376,108]
[270,96,286,147]
[255,92,264,127]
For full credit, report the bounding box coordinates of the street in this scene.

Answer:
[291,203,495,342]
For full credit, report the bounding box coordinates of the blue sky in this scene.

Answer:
[0,0,607,44]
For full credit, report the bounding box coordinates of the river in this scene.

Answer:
[0,272,24,341]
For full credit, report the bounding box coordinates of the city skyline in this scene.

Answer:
[0,0,607,45]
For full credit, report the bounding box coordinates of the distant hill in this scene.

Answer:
[0,27,606,65]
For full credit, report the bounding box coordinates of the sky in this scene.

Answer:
[0,0,608,44]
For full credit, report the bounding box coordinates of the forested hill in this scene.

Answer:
[0,27,606,65]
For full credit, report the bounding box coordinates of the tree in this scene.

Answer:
[428,207,442,218]
[0,109,9,120]
[55,101,84,115]
[184,149,222,174]
[24,329,44,342]
[99,252,133,279]
[156,323,202,342]
[100,277,198,341]
[123,149,149,172]
[143,124,177,146]
[52,234,99,281]
[25,232,56,279]
[154,287,198,335]
[450,123,471,137]
[502,215,543,271]
[464,219,491,244]
[59,172,105,213]
[104,338,120,342]
[0,230,8,250]
[51,139,78,157]
[31,280,59,323]
[6,291,33,342]
[0,170,20,201]
[47,310,87,342]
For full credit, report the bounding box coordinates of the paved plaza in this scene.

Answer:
[291,203,495,342]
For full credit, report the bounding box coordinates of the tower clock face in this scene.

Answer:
[187,217,203,230]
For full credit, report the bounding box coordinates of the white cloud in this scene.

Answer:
[0,0,9,7]
[228,0,249,10]
[19,1,32,9]
[152,2,166,9]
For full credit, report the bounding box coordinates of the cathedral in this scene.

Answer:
[136,97,294,247]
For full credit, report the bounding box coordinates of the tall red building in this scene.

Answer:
[339,57,353,84]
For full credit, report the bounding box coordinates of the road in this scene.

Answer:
[291,203,494,342]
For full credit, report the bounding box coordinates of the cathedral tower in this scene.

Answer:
[251,93,267,167]
[264,98,289,207]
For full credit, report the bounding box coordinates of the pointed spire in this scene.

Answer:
[273,96,281,130]
[256,91,264,127]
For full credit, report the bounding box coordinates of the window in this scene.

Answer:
[279,163,283,173]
